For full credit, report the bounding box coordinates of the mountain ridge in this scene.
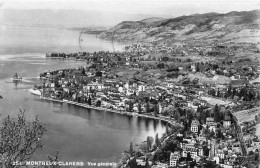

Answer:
[99,10,260,44]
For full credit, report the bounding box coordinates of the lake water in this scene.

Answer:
[0,27,166,165]
[0,25,129,54]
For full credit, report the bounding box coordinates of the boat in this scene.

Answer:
[13,73,22,81]
[28,88,41,96]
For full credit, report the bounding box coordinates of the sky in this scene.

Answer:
[2,0,260,17]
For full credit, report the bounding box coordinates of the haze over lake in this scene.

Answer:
[0,25,130,55]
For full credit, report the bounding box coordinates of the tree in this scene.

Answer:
[232,88,237,99]
[95,71,102,77]
[155,133,161,148]
[129,142,134,156]
[0,110,47,168]
[217,88,220,97]
[154,103,159,117]
[139,143,148,154]
[81,68,85,75]
[128,101,134,112]
[146,136,154,151]
[205,160,217,168]
[166,124,170,136]
[213,104,220,123]
[146,102,151,113]
[254,149,259,162]
[138,103,142,114]
[186,152,193,161]
[216,129,223,139]
[118,152,130,168]
[196,64,200,72]
[210,129,215,138]
[203,145,210,156]
[157,63,165,69]
[88,96,92,105]
[96,100,101,107]
[162,57,169,62]
[61,71,65,78]
[145,157,149,168]
[128,157,138,168]
[174,110,181,123]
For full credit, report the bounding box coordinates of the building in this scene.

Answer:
[223,113,231,128]
[167,82,174,88]
[191,119,200,133]
[158,102,162,114]
[206,117,215,125]
[209,123,217,132]
[182,144,198,159]
[213,156,220,164]
[152,163,168,168]
[83,82,104,91]
[138,85,146,92]
[124,82,129,90]
[216,150,225,159]
[191,64,196,72]
[198,145,204,156]
[170,152,180,167]
[206,118,217,132]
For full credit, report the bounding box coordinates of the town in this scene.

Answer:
[39,41,260,168]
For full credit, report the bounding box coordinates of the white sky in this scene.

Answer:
[2,0,260,16]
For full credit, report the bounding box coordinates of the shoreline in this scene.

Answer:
[40,97,181,127]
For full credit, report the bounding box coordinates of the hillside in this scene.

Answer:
[98,10,260,44]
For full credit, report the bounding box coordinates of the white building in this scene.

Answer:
[209,123,217,132]
[223,113,231,128]
[126,89,135,96]
[191,65,196,72]
[206,117,214,125]
[182,144,198,159]
[124,82,129,90]
[198,145,203,156]
[138,85,146,92]
[170,152,180,167]
[118,87,124,93]
[213,156,220,164]
[216,151,225,159]
[83,82,104,91]
[167,83,174,88]
[191,119,200,133]
[158,103,162,114]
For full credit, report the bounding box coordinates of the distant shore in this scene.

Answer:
[40,97,180,127]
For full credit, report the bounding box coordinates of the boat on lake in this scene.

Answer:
[28,88,42,96]
[13,73,22,81]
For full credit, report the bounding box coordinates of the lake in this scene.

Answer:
[0,26,166,165]
[0,25,129,54]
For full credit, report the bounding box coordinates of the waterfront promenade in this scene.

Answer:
[40,97,181,128]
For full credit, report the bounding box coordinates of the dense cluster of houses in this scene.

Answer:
[40,41,260,168]
[135,114,259,168]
